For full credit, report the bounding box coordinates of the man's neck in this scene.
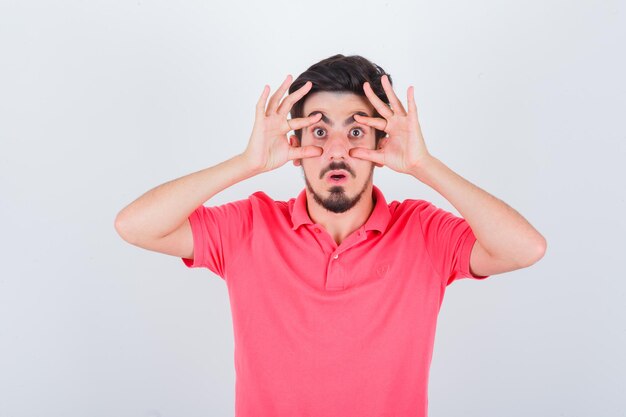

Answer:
[305,184,375,246]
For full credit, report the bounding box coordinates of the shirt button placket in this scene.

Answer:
[326,252,344,290]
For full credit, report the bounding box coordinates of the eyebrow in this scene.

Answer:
[306,111,371,127]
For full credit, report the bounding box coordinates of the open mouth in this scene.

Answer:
[327,171,349,184]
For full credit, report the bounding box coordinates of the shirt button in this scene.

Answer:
[333,254,339,259]
[314,228,321,233]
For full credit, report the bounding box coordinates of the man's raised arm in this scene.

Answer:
[114,154,260,258]
[114,74,323,259]
[349,75,546,276]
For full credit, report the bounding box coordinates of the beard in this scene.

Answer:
[302,165,374,214]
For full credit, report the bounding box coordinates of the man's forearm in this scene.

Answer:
[115,153,259,242]
[411,156,546,266]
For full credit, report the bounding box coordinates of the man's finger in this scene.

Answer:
[363,81,394,119]
[354,114,387,131]
[277,81,313,116]
[349,147,385,166]
[288,145,323,161]
[381,74,407,115]
[267,75,292,115]
[287,113,322,131]
[407,86,419,123]
[255,85,270,120]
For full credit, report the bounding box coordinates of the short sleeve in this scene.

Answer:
[417,201,490,286]
[181,198,252,280]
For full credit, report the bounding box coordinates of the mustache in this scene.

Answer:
[320,163,355,179]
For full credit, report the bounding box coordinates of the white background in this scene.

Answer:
[1,0,624,416]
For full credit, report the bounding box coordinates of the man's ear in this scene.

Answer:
[289,135,302,167]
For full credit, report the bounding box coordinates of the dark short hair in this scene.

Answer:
[288,54,392,147]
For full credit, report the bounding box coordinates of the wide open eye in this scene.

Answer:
[351,128,364,138]
[313,127,326,138]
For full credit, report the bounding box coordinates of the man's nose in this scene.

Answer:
[323,133,353,159]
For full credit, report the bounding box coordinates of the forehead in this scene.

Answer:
[302,91,374,116]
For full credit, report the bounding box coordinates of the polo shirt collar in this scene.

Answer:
[290,184,391,233]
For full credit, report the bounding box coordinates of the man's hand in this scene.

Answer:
[349,75,433,175]
[242,75,323,174]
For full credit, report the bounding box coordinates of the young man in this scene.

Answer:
[115,54,546,417]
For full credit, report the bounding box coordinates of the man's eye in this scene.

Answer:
[313,128,326,138]
[351,128,364,138]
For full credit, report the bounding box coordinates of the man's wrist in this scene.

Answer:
[408,154,440,181]
[236,152,265,176]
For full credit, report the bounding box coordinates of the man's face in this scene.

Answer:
[292,91,378,214]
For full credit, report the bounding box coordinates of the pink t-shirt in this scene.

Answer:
[182,185,490,417]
